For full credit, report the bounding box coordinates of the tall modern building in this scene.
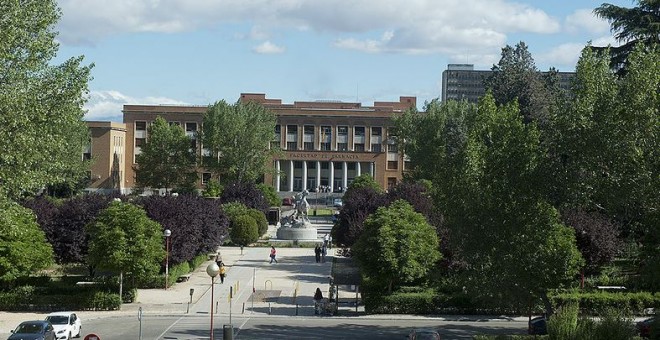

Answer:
[441,64,575,103]
[86,93,415,194]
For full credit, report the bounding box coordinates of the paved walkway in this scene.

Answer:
[0,240,349,336]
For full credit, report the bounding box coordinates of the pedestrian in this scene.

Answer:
[323,233,329,247]
[328,235,333,249]
[219,262,226,284]
[215,252,223,267]
[269,246,278,264]
[321,244,327,263]
[313,287,324,315]
[314,244,321,263]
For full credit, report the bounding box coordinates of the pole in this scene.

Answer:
[252,268,255,312]
[165,236,170,290]
[210,276,214,340]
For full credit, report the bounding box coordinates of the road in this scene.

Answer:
[79,314,527,339]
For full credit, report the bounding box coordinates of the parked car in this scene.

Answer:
[333,198,343,208]
[8,320,56,340]
[282,197,294,206]
[407,328,441,339]
[45,312,82,339]
[528,316,547,335]
[637,316,656,338]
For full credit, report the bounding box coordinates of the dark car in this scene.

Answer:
[528,316,547,335]
[637,317,656,338]
[407,328,441,339]
[282,197,294,206]
[8,320,56,340]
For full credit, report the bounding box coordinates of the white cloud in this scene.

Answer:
[565,9,611,34]
[57,0,560,56]
[536,43,586,70]
[84,90,187,122]
[252,41,285,54]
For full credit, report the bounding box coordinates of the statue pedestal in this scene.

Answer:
[276,226,318,240]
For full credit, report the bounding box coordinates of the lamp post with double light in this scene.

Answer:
[164,229,171,289]
[206,262,220,340]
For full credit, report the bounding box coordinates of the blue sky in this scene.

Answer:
[52,0,632,122]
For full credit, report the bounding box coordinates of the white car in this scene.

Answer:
[45,312,82,339]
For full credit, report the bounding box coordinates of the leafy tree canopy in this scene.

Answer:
[352,200,441,293]
[0,0,93,199]
[220,181,269,213]
[201,100,277,183]
[256,183,280,207]
[229,214,259,247]
[87,200,165,281]
[0,195,54,282]
[134,116,198,194]
[593,0,660,73]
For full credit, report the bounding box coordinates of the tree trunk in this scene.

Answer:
[541,292,554,317]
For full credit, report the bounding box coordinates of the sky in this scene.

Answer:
[51,0,633,122]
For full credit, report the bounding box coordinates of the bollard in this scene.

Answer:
[295,304,298,316]
[223,324,233,340]
[242,302,245,314]
[268,302,272,315]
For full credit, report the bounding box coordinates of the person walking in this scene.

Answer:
[314,244,321,263]
[313,287,324,315]
[321,244,327,263]
[269,246,278,264]
[219,262,226,284]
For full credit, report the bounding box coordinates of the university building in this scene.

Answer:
[441,64,575,103]
[87,93,415,194]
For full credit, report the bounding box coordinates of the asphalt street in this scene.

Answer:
[79,314,529,340]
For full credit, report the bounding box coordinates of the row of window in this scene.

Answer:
[276,125,392,152]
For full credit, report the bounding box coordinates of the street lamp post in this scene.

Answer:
[164,229,171,290]
[206,262,220,340]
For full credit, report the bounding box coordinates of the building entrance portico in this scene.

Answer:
[275,160,375,193]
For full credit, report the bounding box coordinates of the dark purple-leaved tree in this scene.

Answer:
[332,186,388,247]
[219,180,269,213]
[561,208,620,274]
[22,194,112,264]
[138,194,229,265]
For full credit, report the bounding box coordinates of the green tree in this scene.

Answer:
[134,116,198,194]
[86,200,165,284]
[247,209,269,237]
[0,0,93,199]
[484,42,555,125]
[453,94,583,314]
[0,195,54,282]
[352,199,440,293]
[201,100,277,183]
[343,173,383,201]
[593,0,660,74]
[229,215,259,247]
[257,183,280,207]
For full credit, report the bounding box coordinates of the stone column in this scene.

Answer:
[342,161,348,190]
[329,161,334,192]
[302,161,308,191]
[369,162,374,177]
[288,160,294,192]
[275,160,281,192]
[356,162,361,177]
[316,161,321,190]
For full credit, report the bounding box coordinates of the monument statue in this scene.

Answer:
[294,189,310,222]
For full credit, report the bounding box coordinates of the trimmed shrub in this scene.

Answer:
[229,215,259,247]
[247,209,268,236]
[550,291,659,315]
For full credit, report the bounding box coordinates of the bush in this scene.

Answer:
[547,302,579,340]
[229,215,259,247]
[364,289,437,314]
[550,290,659,315]
[247,209,268,236]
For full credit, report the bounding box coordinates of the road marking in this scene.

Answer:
[155,315,186,340]
[234,316,251,337]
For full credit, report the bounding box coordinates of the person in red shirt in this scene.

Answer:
[269,246,278,264]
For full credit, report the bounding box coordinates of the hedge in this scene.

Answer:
[0,286,121,311]
[550,291,660,315]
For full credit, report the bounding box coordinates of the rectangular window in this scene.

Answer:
[387,177,397,190]
[337,126,348,151]
[135,121,147,131]
[186,122,197,132]
[388,143,398,153]
[370,127,382,152]
[135,138,146,147]
[286,125,298,150]
[354,126,365,152]
[271,125,281,149]
[387,160,398,170]
[320,125,332,151]
[303,125,315,150]
[202,173,212,185]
